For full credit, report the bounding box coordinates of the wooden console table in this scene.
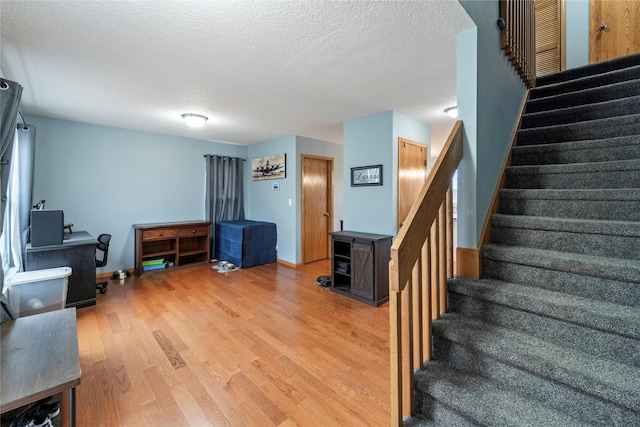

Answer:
[1,308,81,427]
[330,231,392,307]
[134,220,211,276]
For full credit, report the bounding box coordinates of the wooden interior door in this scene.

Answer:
[590,0,640,63]
[535,0,565,76]
[398,138,428,230]
[302,155,333,263]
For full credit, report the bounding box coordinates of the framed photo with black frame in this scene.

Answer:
[351,164,383,187]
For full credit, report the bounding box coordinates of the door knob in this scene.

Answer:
[599,23,608,30]
[324,212,330,217]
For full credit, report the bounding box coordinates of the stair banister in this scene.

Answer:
[389,121,463,425]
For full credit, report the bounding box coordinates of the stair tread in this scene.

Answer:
[482,244,640,284]
[491,214,640,237]
[512,135,640,155]
[415,361,593,427]
[530,64,640,99]
[526,79,640,113]
[506,158,640,174]
[448,276,640,339]
[535,53,640,87]
[433,314,640,410]
[516,113,640,145]
[499,188,640,201]
[522,95,640,129]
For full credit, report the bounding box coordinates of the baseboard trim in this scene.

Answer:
[456,247,481,279]
[277,259,297,268]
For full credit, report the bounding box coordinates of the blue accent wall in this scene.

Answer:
[566,0,590,69]
[343,112,394,235]
[27,116,247,272]
[246,135,343,265]
[246,136,297,264]
[343,110,430,237]
[296,136,344,262]
[457,0,527,248]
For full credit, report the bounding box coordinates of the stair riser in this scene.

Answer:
[535,54,640,87]
[432,338,640,427]
[521,99,640,129]
[491,226,640,260]
[511,143,640,166]
[482,258,640,307]
[413,393,479,427]
[499,196,640,221]
[448,292,640,367]
[517,120,640,145]
[530,66,640,100]
[526,80,640,114]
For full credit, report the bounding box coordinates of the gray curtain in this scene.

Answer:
[205,155,245,258]
[15,124,36,268]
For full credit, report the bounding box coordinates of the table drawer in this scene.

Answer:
[179,226,209,237]
[142,228,177,240]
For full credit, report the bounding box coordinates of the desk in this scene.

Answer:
[1,308,81,426]
[26,231,96,309]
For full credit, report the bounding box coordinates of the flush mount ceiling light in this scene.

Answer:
[181,113,208,128]
[444,106,458,118]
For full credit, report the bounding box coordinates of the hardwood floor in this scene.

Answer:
[75,260,390,426]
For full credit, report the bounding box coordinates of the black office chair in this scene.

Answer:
[96,234,111,294]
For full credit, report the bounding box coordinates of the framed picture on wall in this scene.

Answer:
[252,153,286,180]
[351,164,382,186]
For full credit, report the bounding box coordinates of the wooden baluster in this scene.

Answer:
[430,219,439,318]
[438,201,447,314]
[412,260,422,370]
[389,287,402,427]
[422,238,432,360]
[446,187,454,278]
[401,281,414,417]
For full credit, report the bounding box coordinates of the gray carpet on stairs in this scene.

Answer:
[408,52,640,426]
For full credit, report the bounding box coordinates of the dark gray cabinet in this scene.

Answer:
[330,231,392,307]
[25,231,97,309]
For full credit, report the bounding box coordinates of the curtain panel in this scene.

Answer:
[14,125,36,269]
[0,78,23,231]
[204,155,245,258]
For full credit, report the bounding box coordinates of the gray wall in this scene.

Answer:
[456,0,527,249]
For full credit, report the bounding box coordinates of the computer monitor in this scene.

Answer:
[30,209,64,247]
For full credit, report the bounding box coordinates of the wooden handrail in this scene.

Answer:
[389,121,463,425]
[500,0,537,88]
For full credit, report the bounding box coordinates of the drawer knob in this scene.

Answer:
[159,233,162,236]
[192,229,196,233]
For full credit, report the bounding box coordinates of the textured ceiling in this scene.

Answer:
[1,1,473,152]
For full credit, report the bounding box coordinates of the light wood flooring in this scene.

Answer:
[75,260,390,426]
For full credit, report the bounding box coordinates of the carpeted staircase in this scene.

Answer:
[407,53,640,426]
